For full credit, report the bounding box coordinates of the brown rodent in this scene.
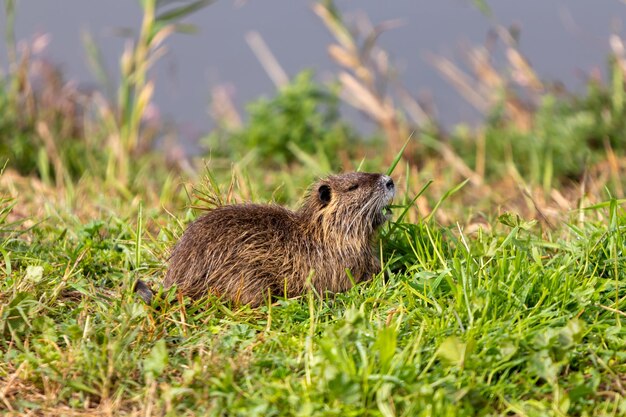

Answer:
[141,172,395,306]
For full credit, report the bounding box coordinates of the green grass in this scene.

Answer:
[1,174,625,416]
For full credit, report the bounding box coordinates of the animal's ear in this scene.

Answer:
[318,184,331,205]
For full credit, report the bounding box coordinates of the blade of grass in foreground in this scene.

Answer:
[386,131,414,176]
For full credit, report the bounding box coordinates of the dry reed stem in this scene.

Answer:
[245,31,289,89]
[314,1,411,164]
[210,85,243,130]
[428,26,542,132]
[427,53,490,113]
[36,122,65,190]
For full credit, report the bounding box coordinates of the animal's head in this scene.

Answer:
[300,172,395,237]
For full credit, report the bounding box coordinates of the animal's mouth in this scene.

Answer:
[379,196,394,219]
[372,185,394,228]
[372,204,393,228]
[382,190,394,216]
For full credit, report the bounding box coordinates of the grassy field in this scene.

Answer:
[1,166,625,416]
[2,1,626,416]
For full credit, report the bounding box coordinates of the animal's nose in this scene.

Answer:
[383,176,394,190]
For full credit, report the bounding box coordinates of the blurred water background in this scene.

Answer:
[1,0,624,144]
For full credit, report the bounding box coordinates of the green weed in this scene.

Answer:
[206,70,363,169]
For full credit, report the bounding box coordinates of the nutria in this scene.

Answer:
[141,172,395,306]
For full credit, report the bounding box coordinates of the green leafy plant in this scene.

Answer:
[207,70,359,168]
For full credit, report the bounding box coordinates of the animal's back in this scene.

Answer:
[164,204,299,305]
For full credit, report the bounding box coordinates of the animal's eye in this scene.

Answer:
[347,184,359,191]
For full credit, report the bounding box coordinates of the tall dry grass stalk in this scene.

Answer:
[427,26,541,132]
[102,0,166,185]
[313,1,419,164]
[313,1,482,184]
[93,0,213,187]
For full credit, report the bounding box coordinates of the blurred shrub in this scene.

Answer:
[453,77,626,188]
[0,62,92,182]
[486,95,596,182]
[206,71,359,168]
[0,87,38,174]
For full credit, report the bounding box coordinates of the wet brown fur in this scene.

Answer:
[162,172,395,306]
